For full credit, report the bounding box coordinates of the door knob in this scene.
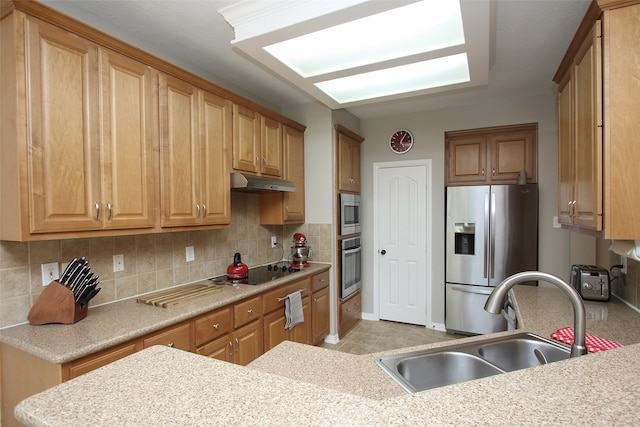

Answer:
[380,250,386,255]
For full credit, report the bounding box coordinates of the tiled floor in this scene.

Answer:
[319,320,464,355]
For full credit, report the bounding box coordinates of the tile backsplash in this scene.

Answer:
[0,193,332,329]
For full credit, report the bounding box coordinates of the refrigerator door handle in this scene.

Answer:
[484,192,490,279]
[449,285,495,296]
[490,191,496,279]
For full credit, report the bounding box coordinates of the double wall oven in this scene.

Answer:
[339,193,362,300]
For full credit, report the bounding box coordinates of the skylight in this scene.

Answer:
[219,0,490,108]
[263,1,465,78]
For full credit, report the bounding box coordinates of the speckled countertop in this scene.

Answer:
[0,263,330,364]
[13,285,640,426]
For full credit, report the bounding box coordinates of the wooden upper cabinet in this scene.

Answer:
[336,125,363,193]
[446,124,537,186]
[232,104,261,174]
[159,75,231,227]
[231,105,282,177]
[100,50,156,229]
[554,2,640,239]
[1,15,157,239]
[26,17,102,233]
[261,116,283,177]
[199,91,232,225]
[260,125,305,224]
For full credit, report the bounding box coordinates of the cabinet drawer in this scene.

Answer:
[143,323,191,351]
[262,277,311,314]
[234,296,262,328]
[194,307,233,346]
[66,341,139,380]
[311,270,329,292]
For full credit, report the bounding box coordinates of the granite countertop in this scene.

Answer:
[0,263,330,364]
[14,285,640,426]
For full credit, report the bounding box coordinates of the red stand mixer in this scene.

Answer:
[291,233,311,269]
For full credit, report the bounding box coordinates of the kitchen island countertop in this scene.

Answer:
[14,286,640,426]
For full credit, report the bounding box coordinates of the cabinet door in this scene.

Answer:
[263,310,289,352]
[338,133,361,192]
[66,341,139,380]
[200,91,231,225]
[261,116,283,177]
[446,135,487,185]
[100,50,155,229]
[159,74,200,227]
[196,335,234,363]
[233,320,263,366]
[488,128,537,183]
[572,21,602,231]
[312,286,330,345]
[289,296,311,345]
[232,104,260,174]
[282,126,305,222]
[26,17,101,232]
[557,75,574,225]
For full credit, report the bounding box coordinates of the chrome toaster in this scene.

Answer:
[570,264,610,301]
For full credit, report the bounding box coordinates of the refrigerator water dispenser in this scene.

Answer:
[454,223,475,255]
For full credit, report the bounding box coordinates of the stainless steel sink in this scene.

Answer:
[376,332,570,393]
[476,337,570,371]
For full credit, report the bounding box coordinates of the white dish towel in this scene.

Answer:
[285,290,304,330]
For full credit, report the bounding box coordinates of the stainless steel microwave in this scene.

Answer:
[340,193,361,236]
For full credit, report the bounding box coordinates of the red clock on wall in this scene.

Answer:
[389,129,414,154]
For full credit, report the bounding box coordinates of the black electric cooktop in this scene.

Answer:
[210,264,298,286]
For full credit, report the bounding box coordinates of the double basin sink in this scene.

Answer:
[375,332,571,393]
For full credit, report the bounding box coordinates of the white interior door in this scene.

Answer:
[376,161,428,325]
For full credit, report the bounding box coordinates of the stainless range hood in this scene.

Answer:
[230,172,296,193]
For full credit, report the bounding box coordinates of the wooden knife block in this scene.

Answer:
[27,281,88,325]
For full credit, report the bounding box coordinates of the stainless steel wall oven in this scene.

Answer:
[341,237,362,300]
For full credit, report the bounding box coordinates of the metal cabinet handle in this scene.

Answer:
[95,202,100,220]
[492,168,496,176]
[167,342,175,348]
[196,204,200,218]
[213,323,220,330]
[202,204,207,218]
[277,289,306,301]
[229,341,233,357]
[107,202,113,220]
[481,168,485,176]
[247,309,253,314]
[235,338,239,352]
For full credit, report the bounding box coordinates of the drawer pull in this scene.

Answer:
[229,341,233,356]
[277,289,306,301]
[235,338,239,352]
[167,342,175,348]
[213,323,220,330]
[247,309,253,314]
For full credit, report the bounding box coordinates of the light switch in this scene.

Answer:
[186,246,195,262]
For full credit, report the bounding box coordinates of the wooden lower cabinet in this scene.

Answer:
[66,341,140,380]
[142,322,191,350]
[197,319,263,366]
[311,286,330,345]
[339,291,362,337]
[263,296,311,352]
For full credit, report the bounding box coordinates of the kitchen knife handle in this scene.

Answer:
[107,202,112,220]
[95,202,100,221]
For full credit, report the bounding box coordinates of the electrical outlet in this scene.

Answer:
[621,256,628,274]
[186,246,195,262]
[113,254,125,272]
[41,262,59,286]
[271,236,278,248]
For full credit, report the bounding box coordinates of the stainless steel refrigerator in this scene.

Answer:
[445,184,538,335]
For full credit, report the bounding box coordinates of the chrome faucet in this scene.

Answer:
[484,271,588,357]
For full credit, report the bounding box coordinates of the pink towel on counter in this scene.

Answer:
[550,327,624,353]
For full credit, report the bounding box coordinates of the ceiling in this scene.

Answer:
[40,0,591,119]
